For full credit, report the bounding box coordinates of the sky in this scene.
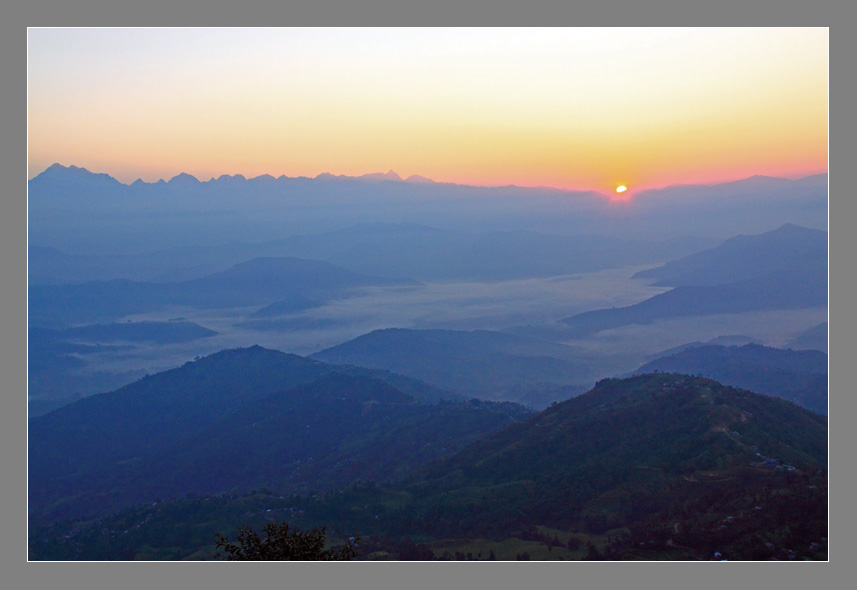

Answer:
[27,28,828,195]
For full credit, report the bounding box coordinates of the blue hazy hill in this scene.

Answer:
[28,256,418,326]
[634,343,827,414]
[633,223,827,286]
[561,225,827,335]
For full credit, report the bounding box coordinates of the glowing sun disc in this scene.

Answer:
[615,185,628,193]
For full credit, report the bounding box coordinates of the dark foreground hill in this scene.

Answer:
[387,374,826,540]
[30,347,336,486]
[31,373,827,560]
[28,347,529,526]
[634,344,828,415]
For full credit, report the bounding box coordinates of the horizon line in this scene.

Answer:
[29,162,830,198]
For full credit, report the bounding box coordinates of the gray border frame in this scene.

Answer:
[8,3,844,590]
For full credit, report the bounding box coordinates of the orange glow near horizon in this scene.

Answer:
[28,28,828,197]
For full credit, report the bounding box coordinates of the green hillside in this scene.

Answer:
[30,373,827,561]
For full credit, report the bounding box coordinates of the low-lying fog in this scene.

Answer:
[58,264,826,397]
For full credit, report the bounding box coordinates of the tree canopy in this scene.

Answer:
[214,521,358,561]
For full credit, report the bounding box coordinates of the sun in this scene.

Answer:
[615,185,628,193]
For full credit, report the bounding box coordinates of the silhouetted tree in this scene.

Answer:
[214,521,358,561]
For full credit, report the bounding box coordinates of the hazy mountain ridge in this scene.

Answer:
[634,343,828,414]
[565,270,826,333]
[632,223,827,286]
[28,256,417,326]
[58,320,217,344]
[560,224,827,335]
[30,163,827,197]
[787,322,828,353]
[631,173,828,206]
[28,327,151,406]
[27,320,219,409]
[641,335,761,361]
[28,223,716,285]
[312,328,594,406]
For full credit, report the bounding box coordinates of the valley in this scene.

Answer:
[26,166,829,561]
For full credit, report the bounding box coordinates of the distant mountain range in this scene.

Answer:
[28,164,827,254]
[30,164,437,188]
[561,224,827,336]
[634,343,828,414]
[30,163,826,197]
[28,223,716,285]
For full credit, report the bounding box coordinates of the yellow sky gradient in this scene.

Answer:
[27,28,828,195]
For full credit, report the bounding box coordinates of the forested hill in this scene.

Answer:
[28,347,530,525]
[30,347,454,500]
[30,373,828,561]
[383,373,827,553]
[409,373,826,500]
